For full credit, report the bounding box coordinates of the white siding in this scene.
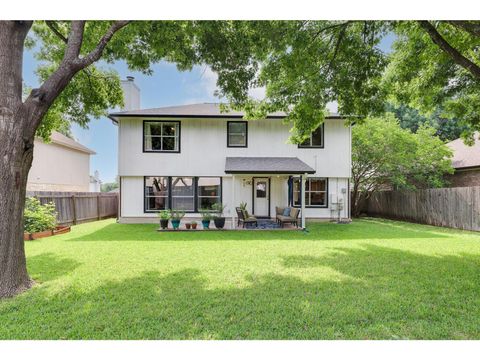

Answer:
[118,117,351,178]
[118,116,351,222]
[120,175,350,222]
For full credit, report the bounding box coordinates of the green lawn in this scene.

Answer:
[1,218,480,339]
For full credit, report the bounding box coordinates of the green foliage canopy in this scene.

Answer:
[351,114,453,216]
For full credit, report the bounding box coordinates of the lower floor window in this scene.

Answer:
[292,177,328,207]
[144,176,221,212]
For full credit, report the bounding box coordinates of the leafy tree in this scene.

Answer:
[101,182,118,193]
[384,21,480,142]
[386,103,468,142]
[0,20,276,298]
[351,114,453,217]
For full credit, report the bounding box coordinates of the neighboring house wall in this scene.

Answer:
[446,168,480,187]
[27,134,93,192]
[117,116,351,222]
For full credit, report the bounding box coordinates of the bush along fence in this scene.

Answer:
[365,186,480,231]
[26,191,118,226]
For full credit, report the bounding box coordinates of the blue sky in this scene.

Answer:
[23,30,394,184]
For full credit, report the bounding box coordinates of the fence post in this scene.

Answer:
[97,194,101,220]
[71,195,77,225]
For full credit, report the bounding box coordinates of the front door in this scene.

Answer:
[253,178,269,217]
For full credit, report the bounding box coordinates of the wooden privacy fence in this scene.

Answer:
[366,186,480,231]
[27,191,118,225]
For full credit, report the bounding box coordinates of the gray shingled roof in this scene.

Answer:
[109,103,341,120]
[225,157,315,174]
[447,132,480,169]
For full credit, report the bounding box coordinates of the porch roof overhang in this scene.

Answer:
[225,157,315,175]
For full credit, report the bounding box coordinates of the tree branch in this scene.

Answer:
[45,21,67,43]
[418,21,480,80]
[21,20,131,139]
[64,21,86,61]
[77,20,130,67]
[447,20,480,38]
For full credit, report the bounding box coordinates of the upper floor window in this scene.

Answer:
[298,124,324,148]
[227,121,248,147]
[144,121,180,152]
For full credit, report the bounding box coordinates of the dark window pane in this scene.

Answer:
[171,197,194,211]
[149,123,162,136]
[300,137,311,146]
[199,197,219,209]
[150,137,162,150]
[145,177,169,196]
[229,122,246,133]
[310,179,326,191]
[256,181,266,198]
[228,122,247,146]
[228,134,246,146]
[311,127,323,146]
[310,191,326,206]
[171,177,194,196]
[163,124,176,136]
[198,178,220,197]
[162,137,175,151]
[146,196,168,211]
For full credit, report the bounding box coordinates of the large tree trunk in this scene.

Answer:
[0,21,34,298]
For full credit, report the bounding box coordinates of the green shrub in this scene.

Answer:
[24,197,57,233]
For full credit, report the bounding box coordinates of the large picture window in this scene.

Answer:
[227,121,248,147]
[298,124,324,148]
[171,177,195,211]
[144,121,180,152]
[144,176,222,213]
[145,177,169,211]
[292,177,328,207]
[197,177,221,209]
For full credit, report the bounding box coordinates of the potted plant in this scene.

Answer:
[157,210,171,230]
[169,209,185,230]
[212,203,227,229]
[185,222,191,230]
[191,221,197,230]
[199,209,211,229]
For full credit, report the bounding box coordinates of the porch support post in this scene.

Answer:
[231,175,236,229]
[301,173,307,229]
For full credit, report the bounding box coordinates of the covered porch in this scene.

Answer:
[224,157,316,229]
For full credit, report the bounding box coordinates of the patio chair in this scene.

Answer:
[235,207,257,228]
[276,206,301,228]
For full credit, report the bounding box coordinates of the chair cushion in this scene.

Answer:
[282,207,291,216]
[277,215,293,222]
[290,208,300,219]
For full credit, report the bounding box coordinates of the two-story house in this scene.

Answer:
[109,77,351,227]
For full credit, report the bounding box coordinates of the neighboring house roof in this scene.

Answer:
[109,103,342,121]
[447,132,480,170]
[45,131,96,155]
[225,157,315,174]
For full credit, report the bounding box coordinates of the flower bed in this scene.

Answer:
[24,225,71,241]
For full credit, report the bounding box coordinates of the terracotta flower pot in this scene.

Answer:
[185,223,191,230]
[191,223,197,230]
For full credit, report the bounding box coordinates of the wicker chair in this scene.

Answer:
[275,206,301,228]
[235,207,257,228]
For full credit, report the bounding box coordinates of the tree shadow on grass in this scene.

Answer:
[27,253,82,283]
[68,220,451,243]
[1,245,480,339]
